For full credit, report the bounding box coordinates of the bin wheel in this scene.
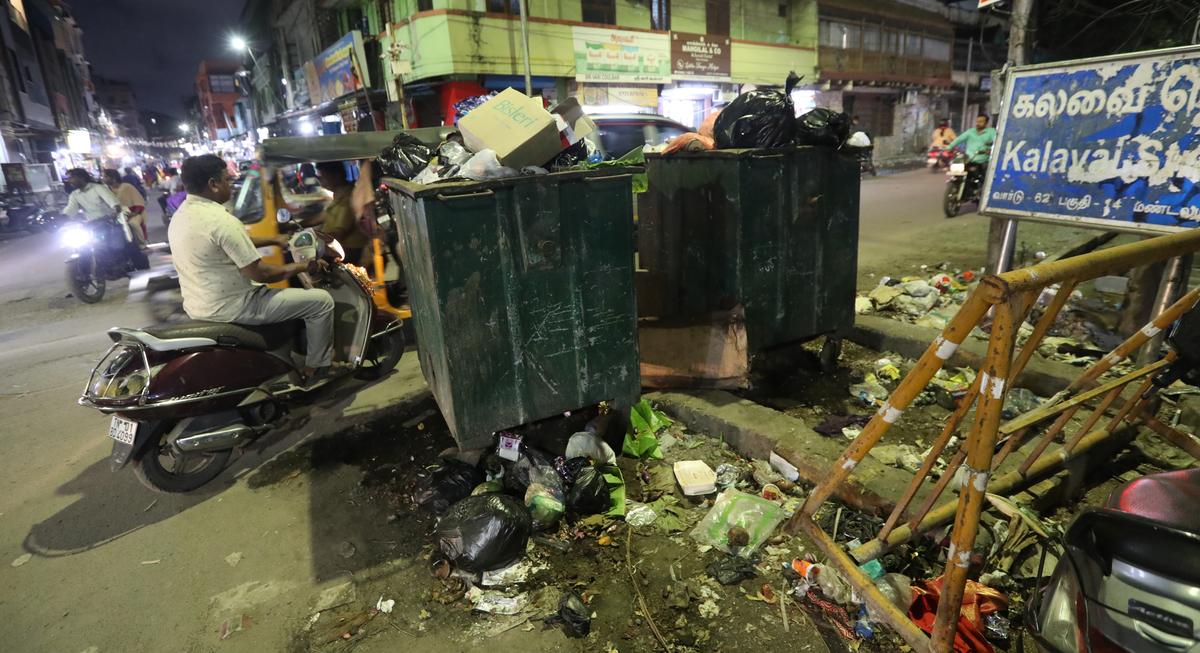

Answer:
[820,337,842,373]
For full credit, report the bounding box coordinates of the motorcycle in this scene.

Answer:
[60,214,150,303]
[78,229,407,493]
[0,192,52,234]
[943,152,986,218]
[926,145,954,172]
[1029,307,1200,652]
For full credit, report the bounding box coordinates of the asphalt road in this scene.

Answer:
[0,170,1093,651]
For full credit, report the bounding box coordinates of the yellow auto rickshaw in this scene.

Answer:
[232,128,451,320]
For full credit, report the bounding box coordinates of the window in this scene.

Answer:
[923,37,951,61]
[417,0,431,11]
[818,20,858,49]
[209,75,237,93]
[379,0,394,26]
[905,33,923,57]
[582,0,615,24]
[487,0,518,13]
[707,0,729,36]
[777,3,786,18]
[651,0,670,30]
[862,25,879,51]
[881,28,899,54]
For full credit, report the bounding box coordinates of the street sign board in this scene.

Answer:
[981,45,1200,234]
[977,0,1003,8]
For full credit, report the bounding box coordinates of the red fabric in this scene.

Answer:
[908,577,1007,653]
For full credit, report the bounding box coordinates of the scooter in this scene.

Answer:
[1029,308,1200,652]
[78,229,407,493]
[926,145,954,172]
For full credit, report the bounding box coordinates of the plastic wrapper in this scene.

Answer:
[664,133,715,154]
[846,131,872,148]
[706,556,758,585]
[411,460,484,514]
[434,494,532,572]
[506,447,566,531]
[545,138,598,170]
[795,108,852,148]
[454,92,497,122]
[566,464,612,515]
[378,132,433,179]
[713,71,802,149]
[545,592,591,637]
[460,149,520,181]
[873,573,914,612]
[438,140,473,167]
[689,489,788,556]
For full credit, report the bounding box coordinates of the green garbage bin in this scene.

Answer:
[386,169,640,450]
[638,147,860,352]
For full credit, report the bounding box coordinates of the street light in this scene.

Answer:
[178,122,190,133]
[229,35,248,53]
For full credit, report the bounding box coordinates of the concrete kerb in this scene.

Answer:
[646,390,932,516]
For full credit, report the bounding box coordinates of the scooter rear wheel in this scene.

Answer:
[134,433,232,493]
[355,328,406,381]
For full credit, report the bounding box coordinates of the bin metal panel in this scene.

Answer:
[640,147,860,352]
[388,170,640,450]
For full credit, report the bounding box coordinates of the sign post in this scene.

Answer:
[981,45,1200,234]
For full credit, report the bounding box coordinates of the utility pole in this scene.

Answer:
[518,0,533,95]
[960,38,973,134]
[986,0,1034,275]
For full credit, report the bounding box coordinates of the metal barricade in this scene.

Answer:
[785,229,1200,652]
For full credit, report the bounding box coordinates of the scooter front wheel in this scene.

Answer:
[134,431,232,493]
[67,255,106,303]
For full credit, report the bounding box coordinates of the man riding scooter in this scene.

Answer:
[168,154,336,384]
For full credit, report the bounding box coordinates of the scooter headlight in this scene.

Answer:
[60,223,92,248]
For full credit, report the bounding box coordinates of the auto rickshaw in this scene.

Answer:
[242,128,454,317]
[133,128,451,323]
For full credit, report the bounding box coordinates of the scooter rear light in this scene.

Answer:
[86,344,162,401]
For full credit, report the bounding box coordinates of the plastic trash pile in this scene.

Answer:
[377,88,612,185]
[657,71,866,155]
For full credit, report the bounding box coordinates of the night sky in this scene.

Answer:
[71,0,246,119]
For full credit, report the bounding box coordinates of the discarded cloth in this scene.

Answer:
[908,576,1009,653]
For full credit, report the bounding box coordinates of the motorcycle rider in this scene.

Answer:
[63,168,122,221]
[168,154,336,383]
[102,169,149,249]
[948,114,996,192]
[931,120,956,149]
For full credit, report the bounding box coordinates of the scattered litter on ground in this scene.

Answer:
[10,553,31,568]
[375,596,395,614]
[707,556,758,585]
[691,490,788,556]
[224,552,243,567]
[674,460,718,495]
[545,591,591,638]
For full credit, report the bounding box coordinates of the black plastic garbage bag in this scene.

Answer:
[434,494,532,572]
[411,460,484,514]
[713,71,802,149]
[795,108,852,148]
[504,447,566,531]
[378,132,433,180]
[567,464,612,516]
[545,592,591,638]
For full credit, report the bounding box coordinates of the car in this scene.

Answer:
[590,114,690,160]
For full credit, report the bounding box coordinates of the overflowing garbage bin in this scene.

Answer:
[386,169,641,450]
[638,146,860,353]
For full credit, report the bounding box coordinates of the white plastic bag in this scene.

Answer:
[460,149,520,181]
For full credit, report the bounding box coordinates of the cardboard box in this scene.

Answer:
[458,88,564,169]
[551,97,598,144]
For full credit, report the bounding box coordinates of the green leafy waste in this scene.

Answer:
[623,399,673,459]
[579,147,648,193]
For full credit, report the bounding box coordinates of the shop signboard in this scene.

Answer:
[670,32,731,81]
[580,84,659,108]
[981,45,1200,234]
[573,26,670,84]
[308,31,370,106]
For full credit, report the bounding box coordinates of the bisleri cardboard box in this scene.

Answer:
[458,88,565,169]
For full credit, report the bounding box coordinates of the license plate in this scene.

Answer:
[927,158,937,164]
[108,416,138,445]
[950,163,966,173]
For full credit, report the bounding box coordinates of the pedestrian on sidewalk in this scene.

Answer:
[103,168,149,249]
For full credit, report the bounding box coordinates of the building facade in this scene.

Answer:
[196,60,253,141]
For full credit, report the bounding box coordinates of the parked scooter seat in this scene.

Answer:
[143,320,300,351]
[1106,468,1200,532]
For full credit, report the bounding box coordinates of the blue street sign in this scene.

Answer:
[982,46,1200,234]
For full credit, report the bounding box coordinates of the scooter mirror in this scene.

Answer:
[276,208,292,223]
